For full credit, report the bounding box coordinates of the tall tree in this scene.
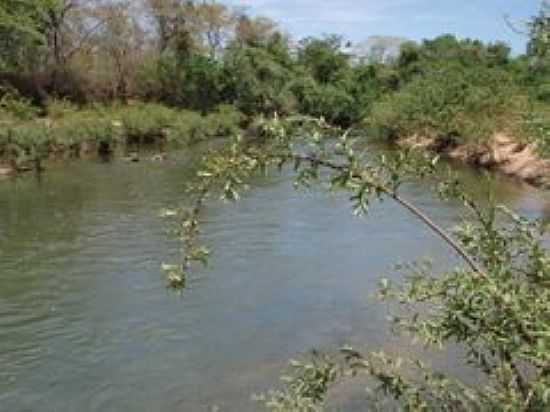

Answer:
[95,1,145,99]
[195,0,235,59]
[0,0,45,70]
[234,14,277,47]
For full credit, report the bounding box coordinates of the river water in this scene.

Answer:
[0,146,549,411]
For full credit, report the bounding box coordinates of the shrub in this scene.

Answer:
[369,65,528,144]
[222,43,296,116]
[0,86,39,121]
[205,104,244,136]
[536,82,550,103]
[167,105,244,144]
[290,75,357,126]
[115,103,178,142]
[45,99,80,120]
[168,111,206,144]
[0,103,246,162]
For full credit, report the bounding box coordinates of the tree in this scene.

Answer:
[234,14,278,47]
[145,0,235,59]
[160,53,223,111]
[162,117,550,411]
[222,31,295,115]
[527,1,550,65]
[194,0,235,59]
[145,0,192,53]
[0,0,46,70]
[94,1,145,99]
[297,35,350,84]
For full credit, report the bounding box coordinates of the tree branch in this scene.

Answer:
[291,153,483,274]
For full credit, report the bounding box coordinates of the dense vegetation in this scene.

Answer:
[1,0,550,169]
[1,2,550,410]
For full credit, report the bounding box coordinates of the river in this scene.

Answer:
[0,146,549,411]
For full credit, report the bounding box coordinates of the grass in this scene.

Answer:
[0,100,245,166]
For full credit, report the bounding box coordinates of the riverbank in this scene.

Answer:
[0,102,244,174]
[398,133,550,187]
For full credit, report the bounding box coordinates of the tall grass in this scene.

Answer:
[0,100,244,164]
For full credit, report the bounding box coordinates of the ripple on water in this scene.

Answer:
[1,153,550,411]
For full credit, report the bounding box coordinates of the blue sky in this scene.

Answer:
[225,0,542,54]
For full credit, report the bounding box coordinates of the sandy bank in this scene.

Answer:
[399,134,550,187]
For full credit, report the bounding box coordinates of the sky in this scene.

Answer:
[225,0,542,54]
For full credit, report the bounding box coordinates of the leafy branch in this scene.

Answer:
[161,116,550,410]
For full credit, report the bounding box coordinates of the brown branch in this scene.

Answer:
[64,19,106,61]
[291,154,483,274]
[388,192,482,274]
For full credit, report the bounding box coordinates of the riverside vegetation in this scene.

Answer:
[1,1,550,180]
[2,1,550,411]
[0,95,243,169]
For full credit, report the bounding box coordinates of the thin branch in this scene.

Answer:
[65,19,106,61]
[292,154,483,274]
[389,192,482,274]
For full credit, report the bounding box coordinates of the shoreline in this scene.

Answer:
[398,134,550,188]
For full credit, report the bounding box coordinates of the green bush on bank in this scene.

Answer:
[368,65,529,144]
[0,86,39,122]
[0,102,245,163]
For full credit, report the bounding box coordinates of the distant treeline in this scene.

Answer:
[1,1,550,143]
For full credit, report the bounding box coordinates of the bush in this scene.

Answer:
[0,103,245,162]
[222,43,297,116]
[205,104,245,136]
[168,105,244,144]
[45,99,80,120]
[290,75,357,126]
[0,86,39,121]
[115,103,178,142]
[536,82,550,103]
[157,54,225,112]
[369,65,528,144]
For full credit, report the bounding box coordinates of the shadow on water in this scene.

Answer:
[0,146,549,411]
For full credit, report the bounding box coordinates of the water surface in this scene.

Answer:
[0,148,548,411]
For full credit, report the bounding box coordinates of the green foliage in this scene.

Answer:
[369,66,528,144]
[204,104,244,136]
[527,2,550,74]
[255,353,338,411]
[0,86,39,121]
[364,33,543,147]
[290,35,376,126]
[522,102,550,157]
[2,3,543,144]
[396,35,511,83]
[115,103,175,142]
[0,102,245,162]
[297,35,350,84]
[290,76,355,126]
[0,0,46,70]
[368,204,550,410]
[222,38,297,116]
[158,53,225,112]
[170,118,550,410]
